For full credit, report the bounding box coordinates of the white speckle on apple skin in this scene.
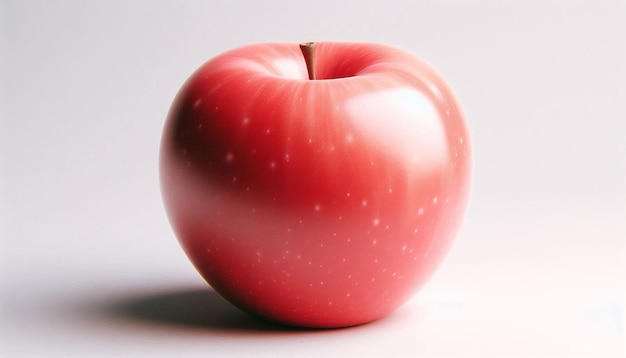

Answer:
[193,99,202,109]
[418,207,424,215]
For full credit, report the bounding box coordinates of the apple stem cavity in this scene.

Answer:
[299,42,316,80]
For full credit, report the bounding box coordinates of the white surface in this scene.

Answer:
[1,0,625,357]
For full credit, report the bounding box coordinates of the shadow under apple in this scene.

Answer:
[102,287,310,333]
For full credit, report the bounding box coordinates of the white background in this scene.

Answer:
[1,0,624,357]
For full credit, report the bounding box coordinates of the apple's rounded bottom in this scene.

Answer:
[273,315,387,330]
[216,290,397,329]
[243,309,389,330]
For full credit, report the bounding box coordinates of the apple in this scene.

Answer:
[160,42,472,328]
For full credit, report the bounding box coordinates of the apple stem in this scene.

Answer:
[299,42,316,80]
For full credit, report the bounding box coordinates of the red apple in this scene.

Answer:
[160,42,472,328]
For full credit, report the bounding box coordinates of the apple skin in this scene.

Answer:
[160,42,472,328]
